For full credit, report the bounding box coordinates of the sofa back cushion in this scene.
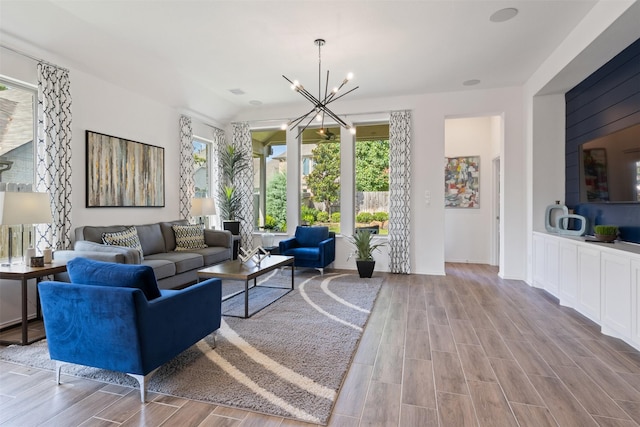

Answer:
[135,223,166,255]
[67,257,161,300]
[160,220,189,251]
[295,226,330,247]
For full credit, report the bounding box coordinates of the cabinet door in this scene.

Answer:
[559,241,578,307]
[577,245,601,322]
[601,252,631,340]
[544,238,560,297]
[632,260,640,347]
[532,234,546,288]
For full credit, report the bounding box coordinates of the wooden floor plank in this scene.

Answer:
[436,392,477,427]
[488,358,544,406]
[432,351,467,395]
[401,358,435,408]
[467,380,518,427]
[510,403,558,427]
[457,343,496,383]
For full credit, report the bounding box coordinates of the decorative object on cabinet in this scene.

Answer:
[544,201,568,233]
[594,224,618,242]
[556,214,587,236]
[444,156,480,208]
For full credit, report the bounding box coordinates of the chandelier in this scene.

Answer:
[282,39,358,138]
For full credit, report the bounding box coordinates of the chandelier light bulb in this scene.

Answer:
[316,113,323,122]
[280,123,288,130]
[333,87,338,93]
[350,127,356,135]
[347,72,354,80]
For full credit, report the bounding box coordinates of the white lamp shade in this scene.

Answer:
[190,197,216,216]
[0,191,53,225]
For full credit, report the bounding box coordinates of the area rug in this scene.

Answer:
[0,270,382,425]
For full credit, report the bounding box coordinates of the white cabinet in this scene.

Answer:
[532,233,559,297]
[601,252,631,340]
[532,232,640,350]
[577,245,601,323]
[559,241,578,307]
[632,260,640,347]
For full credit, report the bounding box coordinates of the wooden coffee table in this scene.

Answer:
[198,255,295,318]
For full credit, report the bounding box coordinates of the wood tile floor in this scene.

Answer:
[2,263,640,426]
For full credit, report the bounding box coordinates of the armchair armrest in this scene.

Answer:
[279,236,299,253]
[204,229,233,249]
[318,236,336,265]
[74,240,141,264]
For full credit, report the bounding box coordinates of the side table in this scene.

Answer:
[0,261,67,345]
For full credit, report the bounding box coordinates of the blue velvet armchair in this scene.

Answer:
[38,257,222,402]
[279,226,336,274]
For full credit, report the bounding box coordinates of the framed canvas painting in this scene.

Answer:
[86,130,165,207]
[444,156,480,208]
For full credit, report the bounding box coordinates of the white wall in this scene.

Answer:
[234,86,525,277]
[444,116,497,264]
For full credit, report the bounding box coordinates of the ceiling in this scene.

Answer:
[0,1,601,123]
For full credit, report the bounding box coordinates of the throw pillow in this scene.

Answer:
[173,224,208,250]
[102,226,144,260]
[67,257,161,300]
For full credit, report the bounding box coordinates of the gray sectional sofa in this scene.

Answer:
[54,220,233,289]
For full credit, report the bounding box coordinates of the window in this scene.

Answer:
[301,127,341,234]
[354,123,390,235]
[192,138,211,198]
[0,76,37,261]
[252,129,287,232]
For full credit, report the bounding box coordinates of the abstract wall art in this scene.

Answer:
[86,130,165,207]
[444,156,480,208]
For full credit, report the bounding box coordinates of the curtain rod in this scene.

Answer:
[1,44,70,73]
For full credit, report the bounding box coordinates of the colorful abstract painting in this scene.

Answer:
[444,156,480,208]
[86,131,165,207]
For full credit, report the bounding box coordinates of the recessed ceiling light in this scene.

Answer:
[490,7,518,23]
[463,79,481,86]
[229,88,245,95]
[249,100,262,106]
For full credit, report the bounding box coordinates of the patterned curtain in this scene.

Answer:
[178,115,194,220]
[211,126,225,229]
[231,122,254,250]
[388,110,412,274]
[36,63,72,251]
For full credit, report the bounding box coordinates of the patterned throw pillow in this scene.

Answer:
[173,224,208,250]
[102,226,144,260]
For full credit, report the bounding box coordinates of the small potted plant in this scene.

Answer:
[348,230,386,278]
[261,215,278,247]
[217,143,250,235]
[594,225,618,242]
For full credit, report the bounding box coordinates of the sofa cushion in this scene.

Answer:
[160,220,189,251]
[149,251,204,274]
[102,226,144,260]
[67,257,161,300]
[190,246,232,266]
[140,259,176,281]
[77,225,127,244]
[173,224,208,250]
[295,226,329,247]
[135,223,166,255]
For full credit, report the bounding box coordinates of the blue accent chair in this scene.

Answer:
[279,226,336,274]
[38,257,222,402]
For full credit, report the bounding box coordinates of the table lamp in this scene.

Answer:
[0,191,53,265]
[190,197,216,228]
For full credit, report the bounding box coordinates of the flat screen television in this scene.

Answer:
[580,122,640,203]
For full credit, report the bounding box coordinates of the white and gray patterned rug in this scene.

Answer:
[0,270,382,425]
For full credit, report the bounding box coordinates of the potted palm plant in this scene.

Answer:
[218,143,250,235]
[348,230,386,278]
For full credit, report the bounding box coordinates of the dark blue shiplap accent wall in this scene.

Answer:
[565,37,640,243]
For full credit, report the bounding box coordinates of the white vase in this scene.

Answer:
[261,232,275,248]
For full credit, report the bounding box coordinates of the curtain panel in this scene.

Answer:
[388,110,412,274]
[231,122,254,250]
[36,63,72,251]
[211,126,225,229]
[178,115,194,220]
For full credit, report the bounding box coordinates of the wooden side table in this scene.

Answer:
[0,261,67,345]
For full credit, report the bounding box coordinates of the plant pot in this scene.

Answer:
[595,233,616,242]
[356,260,376,278]
[223,220,241,235]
